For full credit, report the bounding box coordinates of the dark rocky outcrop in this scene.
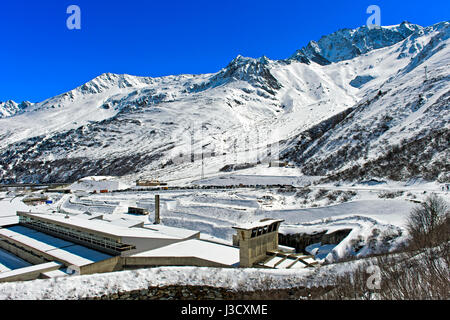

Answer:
[278,229,352,253]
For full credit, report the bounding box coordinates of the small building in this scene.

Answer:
[128,207,149,215]
[0,210,240,282]
[136,179,167,187]
[22,194,48,205]
[69,176,129,193]
[268,161,289,168]
[0,211,317,283]
[232,219,284,267]
[232,219,317,269]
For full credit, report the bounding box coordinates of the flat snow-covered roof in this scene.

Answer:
[18,212,181,240]
[45,245,112,267]
[233,219,284,231]
[131,239,240,266]
[142,224,200,239]
[0,225,112,267]
[0,247,31,272]
[0,216,19,227]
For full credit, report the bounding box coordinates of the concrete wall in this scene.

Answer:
[122,256,231,269]
[79,256,122,275]
[81,285,320,300]
[0,238,48,265]
[0,235,121,276]
[0,262,61,283]
[238,230,278,267]
[121,237,183,256]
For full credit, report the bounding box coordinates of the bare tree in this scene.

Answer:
[407,194,449,249]
[317,196,450,300]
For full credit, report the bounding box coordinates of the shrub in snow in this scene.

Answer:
[406,194,449,249]
[319,243,449,300]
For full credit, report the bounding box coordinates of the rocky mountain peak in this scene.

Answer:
[0,100,33,118]
[289,22,423,65]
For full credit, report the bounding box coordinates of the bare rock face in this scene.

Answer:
[278,229,352,253]
[289,22,422,65]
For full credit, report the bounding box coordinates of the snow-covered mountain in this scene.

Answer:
[0,100,33,118]
[289,21,422,64]
[0,21,448,184]
[281,21,450,182]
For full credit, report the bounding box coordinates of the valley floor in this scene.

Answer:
[0,172,448,299]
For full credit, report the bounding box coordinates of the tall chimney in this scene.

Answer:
[154,194,160,224]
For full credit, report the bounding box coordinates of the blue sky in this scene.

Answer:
[0,0,448,103]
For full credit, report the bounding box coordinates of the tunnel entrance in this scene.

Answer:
[278,229,352,254]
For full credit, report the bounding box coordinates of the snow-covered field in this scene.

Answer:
[0,260,367,300]
[0,171,448,299]
[0,21,448,298]
[2,176,447,263]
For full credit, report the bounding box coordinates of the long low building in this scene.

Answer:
[0,211,240,281]
[0,210,313,283]
[0,224,119,276]
[16,211,199,256]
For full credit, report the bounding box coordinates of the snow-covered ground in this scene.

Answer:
[2,177,448,265]
[0,260,367,300]
[69,176,130,193]
[0,172,448,299]
[0,21,448,296]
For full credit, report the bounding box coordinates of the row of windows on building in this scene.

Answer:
[19,216,134,252]
[250,223,280,238]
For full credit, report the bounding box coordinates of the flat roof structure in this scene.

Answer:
[17,211,178,241]
[142,223,200,239]
[107,218,144,228]
[73,212,200,239]
[0,215,19,227]
[258,253,318,269]
[129,239,240,267]
[40,269,69,279]
[16,211,199,256]
[232,219,284,231]
[0,247,31,272]
[0,262,63,283]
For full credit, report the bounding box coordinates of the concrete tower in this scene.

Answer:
[232,219,284,267]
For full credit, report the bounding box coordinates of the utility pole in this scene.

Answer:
[201,148,205,180]
[233,138,237,165]
[190,128,195,163]
[154,194,160,224]
[201,124,205,180]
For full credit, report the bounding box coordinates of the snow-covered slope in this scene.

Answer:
[281,21,450,182]
[0,21,448,184]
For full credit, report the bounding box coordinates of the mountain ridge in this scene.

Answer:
[0,21,448,184]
